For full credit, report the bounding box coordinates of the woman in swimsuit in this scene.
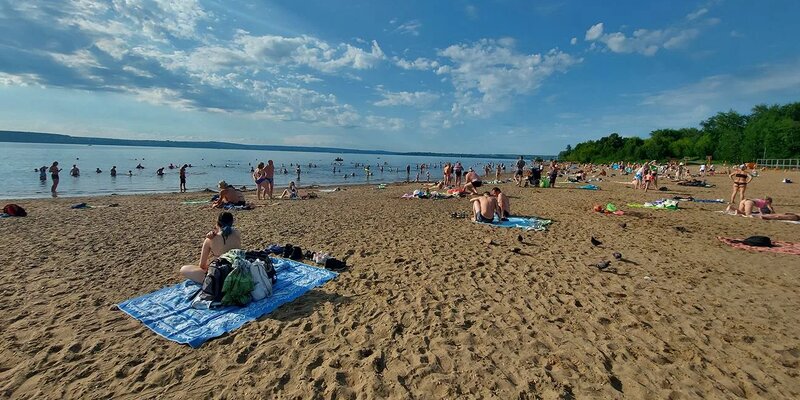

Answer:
[280,181,299,199]
[729,166,752,205]
[49,161,61,193]
[453,162,464,186]
[731,197,774,217]
[253,162,267,200]
[180,212,242,284]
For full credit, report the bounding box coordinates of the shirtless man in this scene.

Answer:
[264,160,275,199]
[490,187,511,220]
[211,181,246,208]
[470,192,498,223]
[463,168,483,194]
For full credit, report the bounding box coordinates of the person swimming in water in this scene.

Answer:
[156,167,164,176]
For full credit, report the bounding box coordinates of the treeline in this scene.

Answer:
[558,102,800,163]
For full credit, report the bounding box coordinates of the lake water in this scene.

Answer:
[1,142,522,199]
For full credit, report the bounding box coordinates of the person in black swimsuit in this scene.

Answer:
[729,165,752,205]
[49,161,61,193]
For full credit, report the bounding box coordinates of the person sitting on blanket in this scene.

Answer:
[490,187,511,220]
[180,211,242,283]
[211,181,246,208]
[470,192,498,223]
[463,168,483,194]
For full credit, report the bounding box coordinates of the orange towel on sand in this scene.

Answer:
[717,237,800,255]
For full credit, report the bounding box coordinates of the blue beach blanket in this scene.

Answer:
[477,216,552,231]
[579,184,600,190]
[117,258,338,347]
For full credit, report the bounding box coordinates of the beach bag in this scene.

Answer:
[741,236,773,247]
[249,258,275,301]
[290,246,304,261]
[192,258,233,308]
[3,204,27,217]
[222,258,255,306]
[539,179,550,188]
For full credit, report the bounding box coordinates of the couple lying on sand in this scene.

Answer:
[470,187,510,223]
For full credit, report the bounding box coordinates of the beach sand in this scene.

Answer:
[1,170,799,399]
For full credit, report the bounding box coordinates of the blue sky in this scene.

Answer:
[1,0,798,154]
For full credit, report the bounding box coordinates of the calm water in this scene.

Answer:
[1,143,520,199]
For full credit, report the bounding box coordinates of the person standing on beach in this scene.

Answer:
[253,162,267,200]
[548,161,558,188]
[406,164,411,182]
[514,156,526,186]
[265,160,275,199]
[49,161,61,193]
[495,164,502,181]
[453,161,464,186]
[179,164,187,193]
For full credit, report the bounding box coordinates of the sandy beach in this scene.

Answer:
[1,170,799,399]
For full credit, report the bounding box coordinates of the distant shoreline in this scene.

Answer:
[0,130,554,160]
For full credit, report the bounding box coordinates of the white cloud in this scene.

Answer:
[570,37,577,45]
[394,20,422,36]
[0,72,42,87]
[374,90,439,107]
[394,57,440,70]
[686,8,708,20]
[586,24,700,55]
[642,63,800,108]
[420,111,454,131]
[437,39,581,117]
[585,23,604,41]
[50,49,104,70]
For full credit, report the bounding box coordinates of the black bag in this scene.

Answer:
[324,258,347,271]
[741,236,773,247]
[282,244,294,258]
[3,204,27,217]
[196,258,233,306]
[290,246,303,261]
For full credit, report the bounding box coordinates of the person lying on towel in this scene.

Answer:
[180,212,241,283]
[470,192,498,223]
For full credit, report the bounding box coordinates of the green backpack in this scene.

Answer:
[222,259,255,307]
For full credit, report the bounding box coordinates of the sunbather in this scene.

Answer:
[280,181,299,199]
[463,169,483,194]
[727,197,774,217]
[211,181,246,208]
[490,187,511,219]
[180,212,242,284]
[757,212,799,221]
[470,192,498,223]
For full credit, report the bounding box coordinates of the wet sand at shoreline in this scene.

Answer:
[1,170,799,399]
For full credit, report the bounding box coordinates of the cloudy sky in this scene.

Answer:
[1,0,798,154]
